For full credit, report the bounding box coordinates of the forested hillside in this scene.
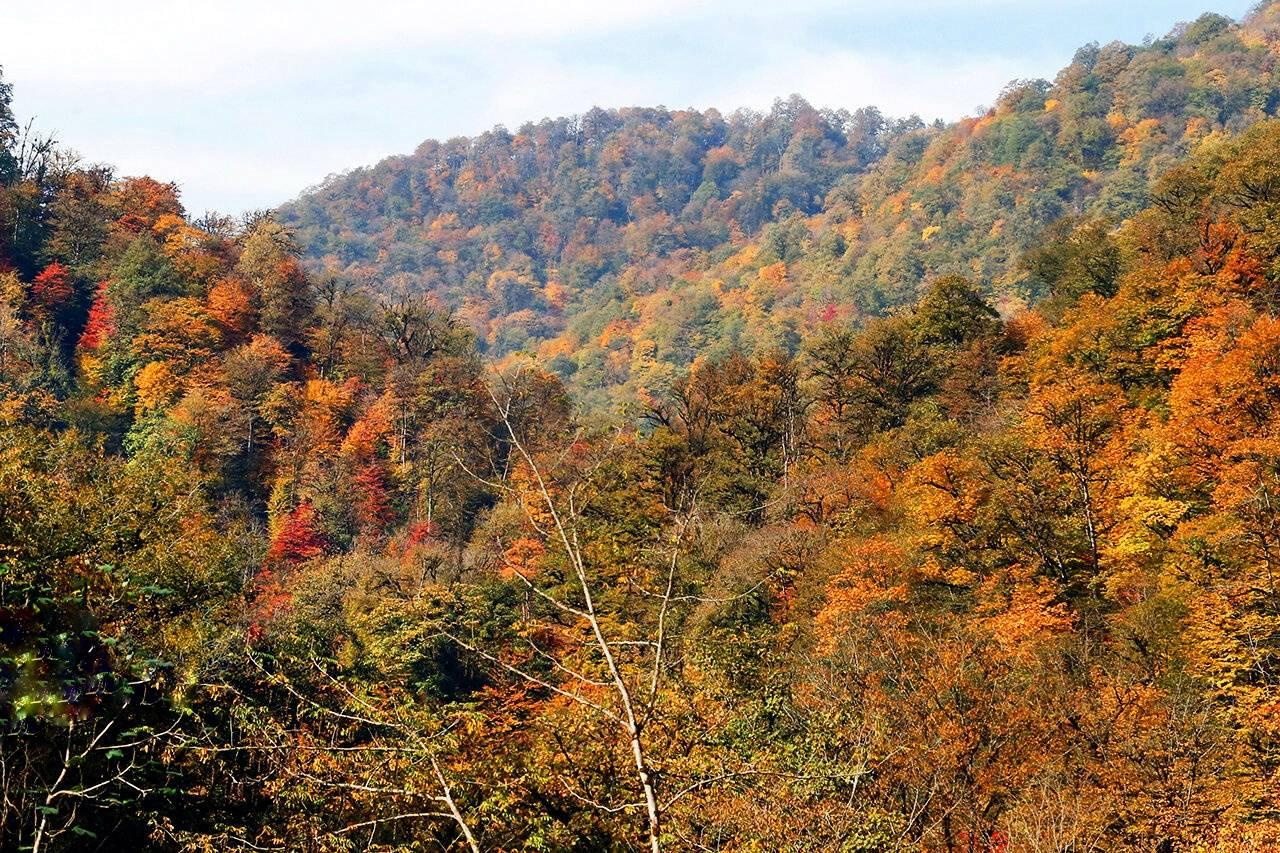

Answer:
[4,3,1280,852]
[283,4,1280,406]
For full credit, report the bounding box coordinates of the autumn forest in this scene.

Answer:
[5,3,1280,851]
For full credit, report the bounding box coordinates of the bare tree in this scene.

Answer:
[243,655,482,853]
[444,370,704,852]
[1,688,179,853]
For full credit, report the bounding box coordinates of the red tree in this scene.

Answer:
[266,501,328,566]
[354,463,396,530]
[78,282,116,349]
[31,262,72,309]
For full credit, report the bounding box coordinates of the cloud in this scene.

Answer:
[0,0,1067,89]
[4,1,695,88]
[1,0,1248,213]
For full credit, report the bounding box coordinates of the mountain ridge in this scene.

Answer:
[281,2,1280,406]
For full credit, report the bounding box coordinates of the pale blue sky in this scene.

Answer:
[0,0,1256,216]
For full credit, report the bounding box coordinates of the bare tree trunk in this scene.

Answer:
[431,754,481,853]
[486,383,667,851]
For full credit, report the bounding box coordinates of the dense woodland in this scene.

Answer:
[284,4,1280,409]
[4,3,1280,852]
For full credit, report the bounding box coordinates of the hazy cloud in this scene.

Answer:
[0,0,1252,213]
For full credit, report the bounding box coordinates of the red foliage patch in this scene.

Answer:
[266,501,329,566]
[32,262,73,308]
[354,463,396,530]
[78,282,116,349]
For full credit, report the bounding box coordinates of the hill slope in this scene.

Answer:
[282,4,1280,405]
[7,5,1280,850]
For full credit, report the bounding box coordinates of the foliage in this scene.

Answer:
[281,6,1280,410]
[6,8,1280,849]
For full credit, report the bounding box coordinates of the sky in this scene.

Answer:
[0,0,1258,216]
